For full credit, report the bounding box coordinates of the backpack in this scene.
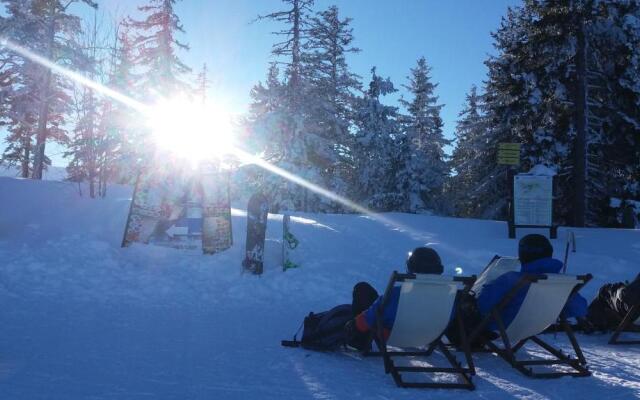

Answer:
[282,304,353,351]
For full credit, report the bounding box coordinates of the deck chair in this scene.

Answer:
[373,272,476,390]
[609,304,640,345]
[468,273,592,378]
[472,255,520,294]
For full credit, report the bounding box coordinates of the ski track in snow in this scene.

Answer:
[0,177,639,399]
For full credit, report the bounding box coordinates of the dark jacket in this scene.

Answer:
[476,257,588,330]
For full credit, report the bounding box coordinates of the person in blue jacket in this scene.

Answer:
[476,234,588,331]
[347,247,444,345]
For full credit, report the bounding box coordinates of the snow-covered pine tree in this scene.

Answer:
[253,0,329,212]
[126,0,191,100]
[467,6,538,220]
[352,67,402,210]
[245,63,286,158]
[479,0,640,225]
[303,5,361,210]
[0,29,38,178]
[122,0,192,183]
[397,57,450,213]
[0,0,98,180]
[244,62,318,212]
[450,85,489,217]
[65,10,111,197]
[585,0,640,224]
[100,24,139,186]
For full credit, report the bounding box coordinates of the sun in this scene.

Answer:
[146,95,236,163]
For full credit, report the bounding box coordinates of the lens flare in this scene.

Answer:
[146,96,235,162]
[0,37,147,113]
[0,36,431,241]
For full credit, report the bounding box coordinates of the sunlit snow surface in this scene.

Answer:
[0,177,639,399]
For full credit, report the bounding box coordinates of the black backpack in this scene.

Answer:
[282,304,353,350]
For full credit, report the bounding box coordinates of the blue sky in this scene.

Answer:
[3,0,521,166]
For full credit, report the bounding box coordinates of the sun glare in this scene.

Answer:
[146,96,236,162]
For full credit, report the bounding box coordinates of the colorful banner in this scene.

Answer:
[122,163,232,254]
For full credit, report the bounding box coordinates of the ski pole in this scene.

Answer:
[562,231,576,274]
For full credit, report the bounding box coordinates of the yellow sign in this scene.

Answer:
[498,143,521,165]
[499,143,521,151]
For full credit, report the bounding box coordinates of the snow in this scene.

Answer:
[610,197,640,211]
[0,177,639,399]
[526,164,558,176]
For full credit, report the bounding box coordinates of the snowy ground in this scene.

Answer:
[0,177,639,399]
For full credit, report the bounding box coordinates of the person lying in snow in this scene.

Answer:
[585,273,640,332]
[345,247,444,351]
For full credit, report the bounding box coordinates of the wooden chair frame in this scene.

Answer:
[467,273,592,378]
[372,272,476,390]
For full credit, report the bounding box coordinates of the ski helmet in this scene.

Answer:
[518,234,553,265]
[406,247,443,274]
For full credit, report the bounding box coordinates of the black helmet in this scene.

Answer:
[406,247,444,274]
[518,234,553,265]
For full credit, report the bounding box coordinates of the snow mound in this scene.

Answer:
[0,177,639,399]
[526,164,557,176]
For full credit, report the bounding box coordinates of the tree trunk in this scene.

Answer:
[32,68,52,180]
[21,136,30,178]
[32,8,56,180]
[290,0,300,113]
[573,13,587,227]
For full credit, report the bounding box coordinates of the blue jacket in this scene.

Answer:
[355,287,400,338]
[476,257,588,331]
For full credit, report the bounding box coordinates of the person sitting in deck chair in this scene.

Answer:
[475,234,589,331]
[345,247,444,351]
[585,273,640,332]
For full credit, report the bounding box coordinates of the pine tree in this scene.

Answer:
[257,0,314,112]
[195,63,209,103]
[0,0,98,180]
[126,0,191,99]
[255,0,346,212]
[397,57,450,213]
[478,0,640,225]
[303,5,361,207]
[65,9,105,197]
[246,63,285,157]
[450,85,489,217]
[254,0,325,212]
[352,67,401,210]
[0,42,38,178]
[106,25,140,184]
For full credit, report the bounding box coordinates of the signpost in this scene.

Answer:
[509,174,557,239]
[497,143,521,166]
[496,142,556,239]
[122,164,232,254]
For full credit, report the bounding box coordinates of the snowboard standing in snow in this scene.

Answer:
[282,214,300,271]
[243,192,269,274]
